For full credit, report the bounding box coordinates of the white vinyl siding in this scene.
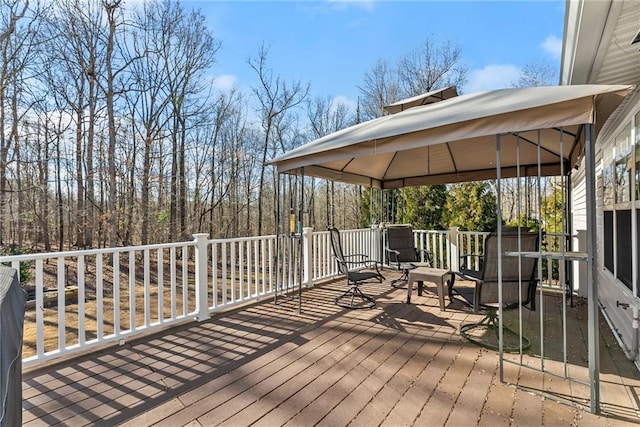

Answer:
[579,89,640,365]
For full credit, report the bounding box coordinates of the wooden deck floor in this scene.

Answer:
[22,272,640,426]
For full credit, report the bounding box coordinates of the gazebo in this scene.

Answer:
[269,84,632,413]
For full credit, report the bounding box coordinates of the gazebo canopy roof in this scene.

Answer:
[383,86,458,114]
[270,85,631,188]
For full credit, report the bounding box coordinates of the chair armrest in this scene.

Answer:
[342,254,380,266]
[385,248,401,265]
[335,254,382,274]
[446,269,483,310]
[343,253,374,261]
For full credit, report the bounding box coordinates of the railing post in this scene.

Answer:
[302,227,314,288]
[193,233,210,322]
[448,226,459,271]
[372,225,383,264]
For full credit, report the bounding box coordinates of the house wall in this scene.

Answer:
[572,88,640,366]
[571,156,587,297]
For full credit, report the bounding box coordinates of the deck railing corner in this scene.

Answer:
[194,233,210,322]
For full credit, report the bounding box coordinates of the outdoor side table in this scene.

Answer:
[406,267,451,311]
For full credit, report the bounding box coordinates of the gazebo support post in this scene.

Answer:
[496,134,505,379]
[585,123,600,414]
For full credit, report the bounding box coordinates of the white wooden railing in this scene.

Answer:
[2,227,490,368]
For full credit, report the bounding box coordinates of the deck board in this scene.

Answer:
[22,272,640,426]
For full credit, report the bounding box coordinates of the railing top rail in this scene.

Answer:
[209,234,277,244]
[315,228,373,234]
[0,240,197,262]
[0,228,493,264]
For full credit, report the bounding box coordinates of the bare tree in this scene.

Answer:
[123,0,173,245]
[512,60,558,88]
[502,59,560,222]
[248,44,309,236]
[102,0,125,248]
[397,37,468,97]
[0,0,34,245]
[154,0,220,241]
[40,0,111,248]
[357,58,400,120]
[202,89,244,236]
[306,95,353,228]
[307,95,352,138]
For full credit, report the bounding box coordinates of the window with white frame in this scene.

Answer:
[601,116,637,296]
[615,123,632,204]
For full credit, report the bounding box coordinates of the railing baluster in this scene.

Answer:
[239,240,244,300]
[129,251,136,332]
[96,254,104,340]
[267,238,272,293]
[231,242,236,302]
[253,239,264,295]
[222,242,228,305]
[157,248,164,323]
[144,249,150,327]
[78,255,85,346]
[246,240,252,297]
[35,259,44,357]
[170,247,177,319]
[317,234,322,278]
[57,257,65,352]
[113,253,120,338]
[286,237,291,290]
[212,242,218,309]
[182,245,188,315]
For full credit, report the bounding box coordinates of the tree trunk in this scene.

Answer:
[75,108,85,248]
[41,125,51,251]
[11,84,23,246]
[140,132,152,245]
[85,73,96,248]
[169,120,178,241]
[56,134,63,250]
[178,117,186,238]
[105,2,119,248]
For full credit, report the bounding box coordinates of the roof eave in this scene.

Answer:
[560,0,621,85]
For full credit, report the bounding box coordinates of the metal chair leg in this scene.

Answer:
[390,268,410,289]
[335,285,376,309]
[459,310,530,352]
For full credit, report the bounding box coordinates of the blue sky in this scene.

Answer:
[183,1,565,108]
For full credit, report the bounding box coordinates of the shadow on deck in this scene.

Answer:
[22,272,640,426]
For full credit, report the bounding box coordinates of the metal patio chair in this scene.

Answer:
[328,226,384,309]
[385,224,432,288]
[448,229,539,352]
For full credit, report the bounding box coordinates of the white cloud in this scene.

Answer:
[212,74,238,91]
[465,64,521,93]
[332,95,357,111]
[541,34,562,59]
[326,0,375,12]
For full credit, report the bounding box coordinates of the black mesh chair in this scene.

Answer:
[329,227,384,309]
[448,229,539,352]
[385,224,432,287]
